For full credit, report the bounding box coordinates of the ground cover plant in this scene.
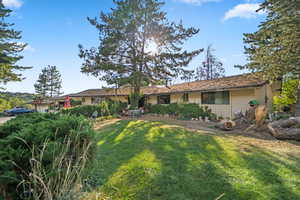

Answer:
[83,120,300,200]
[0,113,95,199]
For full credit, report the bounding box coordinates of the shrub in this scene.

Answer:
[0,113,95,199]
[61,105,102,118]
[70,98,82,107]
[177,103,203,119]
[61,100,127,118]
[148,103,216,120]
[149,104,169,115]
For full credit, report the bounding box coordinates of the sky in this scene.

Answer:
[2,0,266,94]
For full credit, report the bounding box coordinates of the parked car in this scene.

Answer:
[4,107,35,116]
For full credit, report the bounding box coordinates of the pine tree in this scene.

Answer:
[180,70,195,83]
[47,65,63,97]
[34,68,48,97]
[241,0,300,79]
[0,2,30,85]
[195,45,224,80]
[239,0,300,115]
[34,65,63,97]
[79,0,202,107]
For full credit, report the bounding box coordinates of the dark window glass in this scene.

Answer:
[91,97,105,104]
[201,91,229,105]
[157,95,170,104]
[182,93,189,102]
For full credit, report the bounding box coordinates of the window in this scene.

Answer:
[157,95,170,104]
[182,93,189,102]
[91,97,105,104]
[82,97,86,103]
[201,91,229,105]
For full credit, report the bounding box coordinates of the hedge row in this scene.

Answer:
[61,100,127,118]
[148,103,217,120]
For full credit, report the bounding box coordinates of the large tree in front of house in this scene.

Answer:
[34,65,63,97]
[238,0,300,115]
[79,0,202,107]
[0,3,31,86]
[194,45,224,80]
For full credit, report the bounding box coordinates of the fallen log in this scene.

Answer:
[268,118,300,141]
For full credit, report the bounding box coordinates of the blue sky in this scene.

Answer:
[2,0,265,94]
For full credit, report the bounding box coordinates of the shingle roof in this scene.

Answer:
[65,73,266,98]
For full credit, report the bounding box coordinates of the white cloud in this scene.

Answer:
[2,0,23,8]
[24,45,35,52]
[222,3,265,21]
[176,0,221,6]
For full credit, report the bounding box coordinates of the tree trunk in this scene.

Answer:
[130,83,140,109]
[268,118,300,141]
[296,88,300,117]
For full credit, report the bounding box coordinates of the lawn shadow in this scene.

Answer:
[84,120,300,200]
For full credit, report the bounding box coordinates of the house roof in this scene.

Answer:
[62,73,267,98]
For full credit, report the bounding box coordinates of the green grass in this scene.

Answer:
[83,120,300,200]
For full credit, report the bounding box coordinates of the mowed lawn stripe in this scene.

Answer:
[83,120,300,200]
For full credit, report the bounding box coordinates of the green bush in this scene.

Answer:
[149,104,169,115]
[61,105,102,117]
[148,103,216,120]
[178,103,203,119]
[70,98,82,107]
[0,113,95,199]
[62,100,127,118]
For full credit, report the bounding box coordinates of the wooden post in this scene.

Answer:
[296,88,300,117]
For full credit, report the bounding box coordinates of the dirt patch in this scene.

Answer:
[0,117,14,125]
[93,118,121,130]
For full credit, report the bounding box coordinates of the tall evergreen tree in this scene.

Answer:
[0,2,30,85]
[238,0,300,115]
[47,65,63,97]
[195,45,224,80]
[79,0,202,107]
[34,65,63,97]
[34,67,48,97]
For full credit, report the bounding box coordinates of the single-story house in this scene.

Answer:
[51,74,281,119]
[31,98,54,112]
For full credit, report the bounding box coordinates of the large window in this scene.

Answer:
[91,97,105,104]
[157,95,170,104]
[201,91,229,105]
[182,93,189,102]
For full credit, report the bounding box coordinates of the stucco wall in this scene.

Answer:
[149,89,259,119]
[108,96,128,103]
[36,104,49,112]
[231,89,255,114]
[147,95,157,105]
[254,83,279,110]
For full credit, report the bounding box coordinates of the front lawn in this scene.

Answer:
[83,120,300,200]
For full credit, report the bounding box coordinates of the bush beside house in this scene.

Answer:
[61,100,127,118]
[148,103,216,120]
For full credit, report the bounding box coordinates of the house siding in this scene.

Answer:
[231,89,255,115]
[51,78,280,119]
[156,89,258,119]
